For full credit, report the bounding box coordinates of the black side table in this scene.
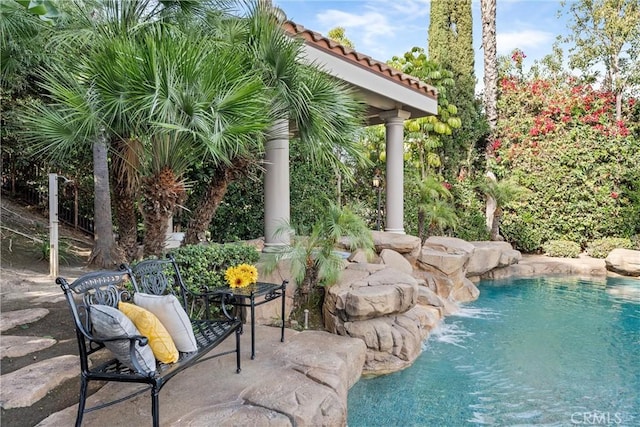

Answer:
[224,281,287,359]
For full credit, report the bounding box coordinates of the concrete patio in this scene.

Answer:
[38,325,365,426]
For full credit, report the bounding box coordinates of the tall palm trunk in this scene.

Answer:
[490,207,503,241]
[141,167,185,257]
[485,170,498,239]
[183,158,249,246]
[183,165,231,245]
[88,134,120,267]
[481,0,498,133]
[111,138,140,261]
[298,262,318,307]
[481,0,498,242]
[112,183,138,260]
[418,208,426,244]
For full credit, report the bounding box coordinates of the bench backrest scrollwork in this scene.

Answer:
[57,270,133,371]
[125,256,190,307]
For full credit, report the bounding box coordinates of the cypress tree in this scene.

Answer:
[428,0,475,100]
[428,0,485,176]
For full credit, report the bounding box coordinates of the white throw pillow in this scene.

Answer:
[89,304,156,374]
[133,293,198,353]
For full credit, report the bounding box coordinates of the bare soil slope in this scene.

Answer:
[1,197,97,426]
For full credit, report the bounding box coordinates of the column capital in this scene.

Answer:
[379,109,411,123]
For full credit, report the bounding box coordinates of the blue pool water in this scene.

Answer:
[347,277,640,426]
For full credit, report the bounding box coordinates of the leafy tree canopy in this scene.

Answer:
[559,0,640,119]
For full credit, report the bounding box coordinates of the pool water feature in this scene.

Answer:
[347,277,640,426]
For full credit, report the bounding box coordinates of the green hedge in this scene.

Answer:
[493,74,640,252]
[542,240,581,258]
[586,237,635,259]
[170,243,260,292]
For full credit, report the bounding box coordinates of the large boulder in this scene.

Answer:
[483,254,607,279]
[418,237,474,275]
[413,268,456,300]
[452,278,480,302]
[342,305,435,375]
[416,285,458,316]
[467,241,521,276]
[606,249,640,276]
[324,266,419,324]
[371,231,422,260]
[379,249,413,274]
[499,248,522,267]
[416,237,477,303]
[323,264,443,375]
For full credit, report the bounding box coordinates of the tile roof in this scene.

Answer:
[283,21,437,100]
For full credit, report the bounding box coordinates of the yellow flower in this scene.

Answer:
[237,264,258,283]
[224,264,258,288]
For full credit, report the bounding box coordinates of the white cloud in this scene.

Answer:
[497,29,554,55]
[316,8,396,56]
[316,9,394,36]
[384,0,431,17]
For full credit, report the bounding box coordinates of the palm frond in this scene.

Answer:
[21,65,100,160]
[418,175,452,207]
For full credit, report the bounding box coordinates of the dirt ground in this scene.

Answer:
[1,197,100,427]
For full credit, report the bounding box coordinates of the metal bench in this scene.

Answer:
[58,257,242,427]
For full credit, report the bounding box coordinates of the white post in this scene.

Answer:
[49,173,59,278]
[380,109,411,234]
[264,119,291,247]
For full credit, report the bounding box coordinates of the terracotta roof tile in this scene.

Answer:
[283,21,437,100]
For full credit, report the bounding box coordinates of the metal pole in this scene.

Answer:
[49,173,59,278]
[74,183,79,230]
[376,187,382,231]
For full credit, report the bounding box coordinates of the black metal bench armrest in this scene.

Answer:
[100,334,149,347]
[177,287,238,321]
[201,290,237,321]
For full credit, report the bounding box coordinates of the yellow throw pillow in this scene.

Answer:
[118,302,179,364]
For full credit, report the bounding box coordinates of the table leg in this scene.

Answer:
[280,283,286,342]
[250,294,256,359]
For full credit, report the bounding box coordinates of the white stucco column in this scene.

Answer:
[264,119,290,247]
[379,109,411,234]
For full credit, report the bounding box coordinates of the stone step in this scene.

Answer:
[0,354,79,409]
[0,308,49,332]
[1,335,57,358]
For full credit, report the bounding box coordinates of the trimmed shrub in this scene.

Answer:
[452,178,491,242]
[586,238,635,259]
[170,243,260,292]
[492,66,640,253]
[542,240,581,258]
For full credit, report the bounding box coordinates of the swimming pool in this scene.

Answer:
[347,276,640,426]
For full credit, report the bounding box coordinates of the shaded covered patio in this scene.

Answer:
[264,22,438,246]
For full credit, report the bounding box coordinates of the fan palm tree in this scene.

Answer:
[21,60,122,266]
[97,22,272,256]
[23,0,275,259]
[478,176,528,241]
[268,201,374,310]
[416,175,458,243]
[422,198,459,238]
[19,0,173,266]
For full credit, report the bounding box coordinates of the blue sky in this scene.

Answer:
[274,1,574,90]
